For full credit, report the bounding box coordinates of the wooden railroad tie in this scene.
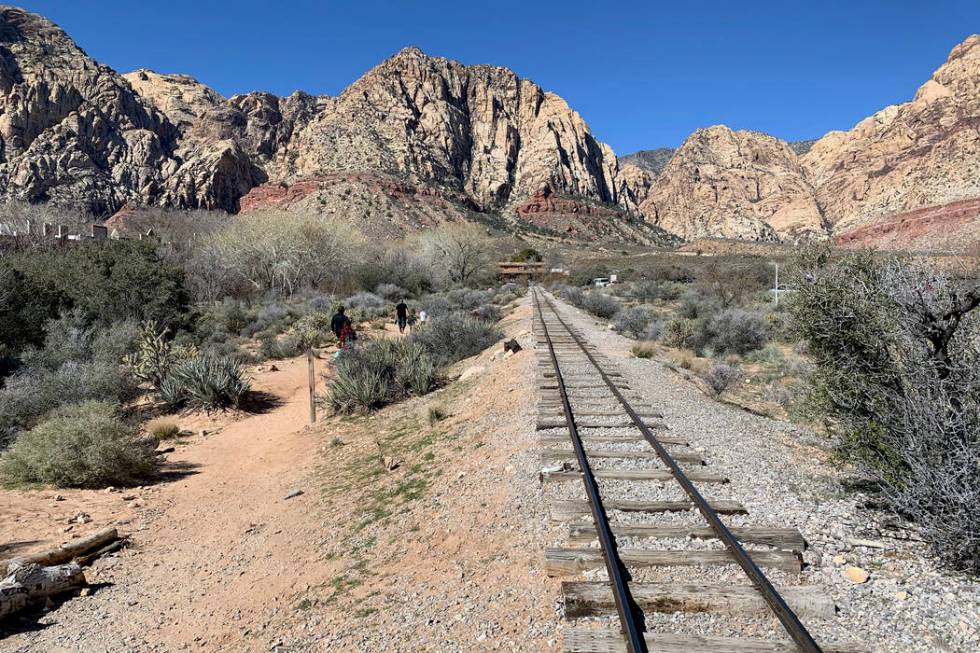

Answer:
[565,523,805,550]
[562,628,868,653]
[540,468,728,484]
[550,498,747,521]
[539,448,704,465]
[561,581,833,619]
[545,547,803,575]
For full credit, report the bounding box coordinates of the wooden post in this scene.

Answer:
[307,348,317,424]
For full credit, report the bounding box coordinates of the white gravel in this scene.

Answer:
[535,292,980,653]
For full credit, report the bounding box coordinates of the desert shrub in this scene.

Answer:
[510,247,542,262]
[641,320,664,341]
[678,289,721,319]
[569,263,611,287]
[159,354,250,411]
[614,306,655,338]
[146,417,180,440]
[258,332,306,360]
[661,318,697,349]
[327,339,435,414]
[632,280,680,303]
[745,343,786,366]
[471,304,502,323]
[631,342,657,359]
[696,256,772,307]
[559,286,585,307]
[704,308,769,355]
[427,404,448,424]
[702,362,742,396]
[0,401,157,488]
[0,359,139,443]
[375,283,409,301]
[410,312,501,367]
[291,311,335,349]
[579,292,620,320]
[344,292,388,320]
[790,249,980,572]
[421,294,452,317]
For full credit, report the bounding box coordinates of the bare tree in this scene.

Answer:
[419,223,495,288]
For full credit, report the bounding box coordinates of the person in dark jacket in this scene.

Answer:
[395,299,409,334]
[331,306,354,349]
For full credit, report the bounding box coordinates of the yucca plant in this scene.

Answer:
[327,339,435,414]
[160,353,251,411]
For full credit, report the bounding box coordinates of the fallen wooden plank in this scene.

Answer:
[540,448,704,464]
[550,499,747,521]
[563,628,867,653]
[566,523,805,550]
[546,547,802,575]
[4,527,118,573]
[541,469,727,484]
[562,581,835,619]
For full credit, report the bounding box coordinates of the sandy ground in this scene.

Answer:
[0,300,559,652]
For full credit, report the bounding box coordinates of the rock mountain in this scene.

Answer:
[1,5,978,248]
[0,6,665,243]
[627,34,980,247]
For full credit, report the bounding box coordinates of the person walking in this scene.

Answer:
[331,305,354,349]
[395,299,409,334]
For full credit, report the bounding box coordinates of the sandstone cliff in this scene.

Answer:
[800,35,980,235]
[0,6,632,232]
[638,126,825,242]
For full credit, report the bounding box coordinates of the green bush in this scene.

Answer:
[410,312,501,367]
[614,306,655,338]
[662,318,697,349]
[159,354,251,411]
[328,339,435,414]
[579,292,620,319]
[0,401,158,488]
[790,249,980,572]
[704,308,769,355]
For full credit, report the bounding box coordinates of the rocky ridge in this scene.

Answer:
[0,7,637,240]
[631,34,980,247]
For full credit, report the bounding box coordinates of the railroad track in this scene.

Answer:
[531,288,866,653]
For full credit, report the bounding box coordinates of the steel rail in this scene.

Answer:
[533,289,647,653]
[536,289,823,653]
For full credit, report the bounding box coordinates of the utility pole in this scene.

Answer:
[772,261,780,306]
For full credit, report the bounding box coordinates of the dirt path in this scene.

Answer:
[2,355,333,652]
[2,302,560,652]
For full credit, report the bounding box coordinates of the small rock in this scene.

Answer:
[845,566,870,583]
[62,525,74,533]
[121,494,137,501]
[382,456,400,471]
[283,489,304,500]
[832,554,847,565]
[54,494,65,502]
[71,512,92,524]
[503,350,514,360]
[503,339,522,353]
[269,364,279,372]
[104,487,115,494]
[895,590,909,601]
[79,587,92,597]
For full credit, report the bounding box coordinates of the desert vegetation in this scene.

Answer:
[558,249,979,573]
[0,208,516,488]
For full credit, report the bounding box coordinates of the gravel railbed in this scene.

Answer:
[535,294,979,652]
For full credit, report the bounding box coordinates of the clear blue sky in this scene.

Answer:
[18,0,980,155]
